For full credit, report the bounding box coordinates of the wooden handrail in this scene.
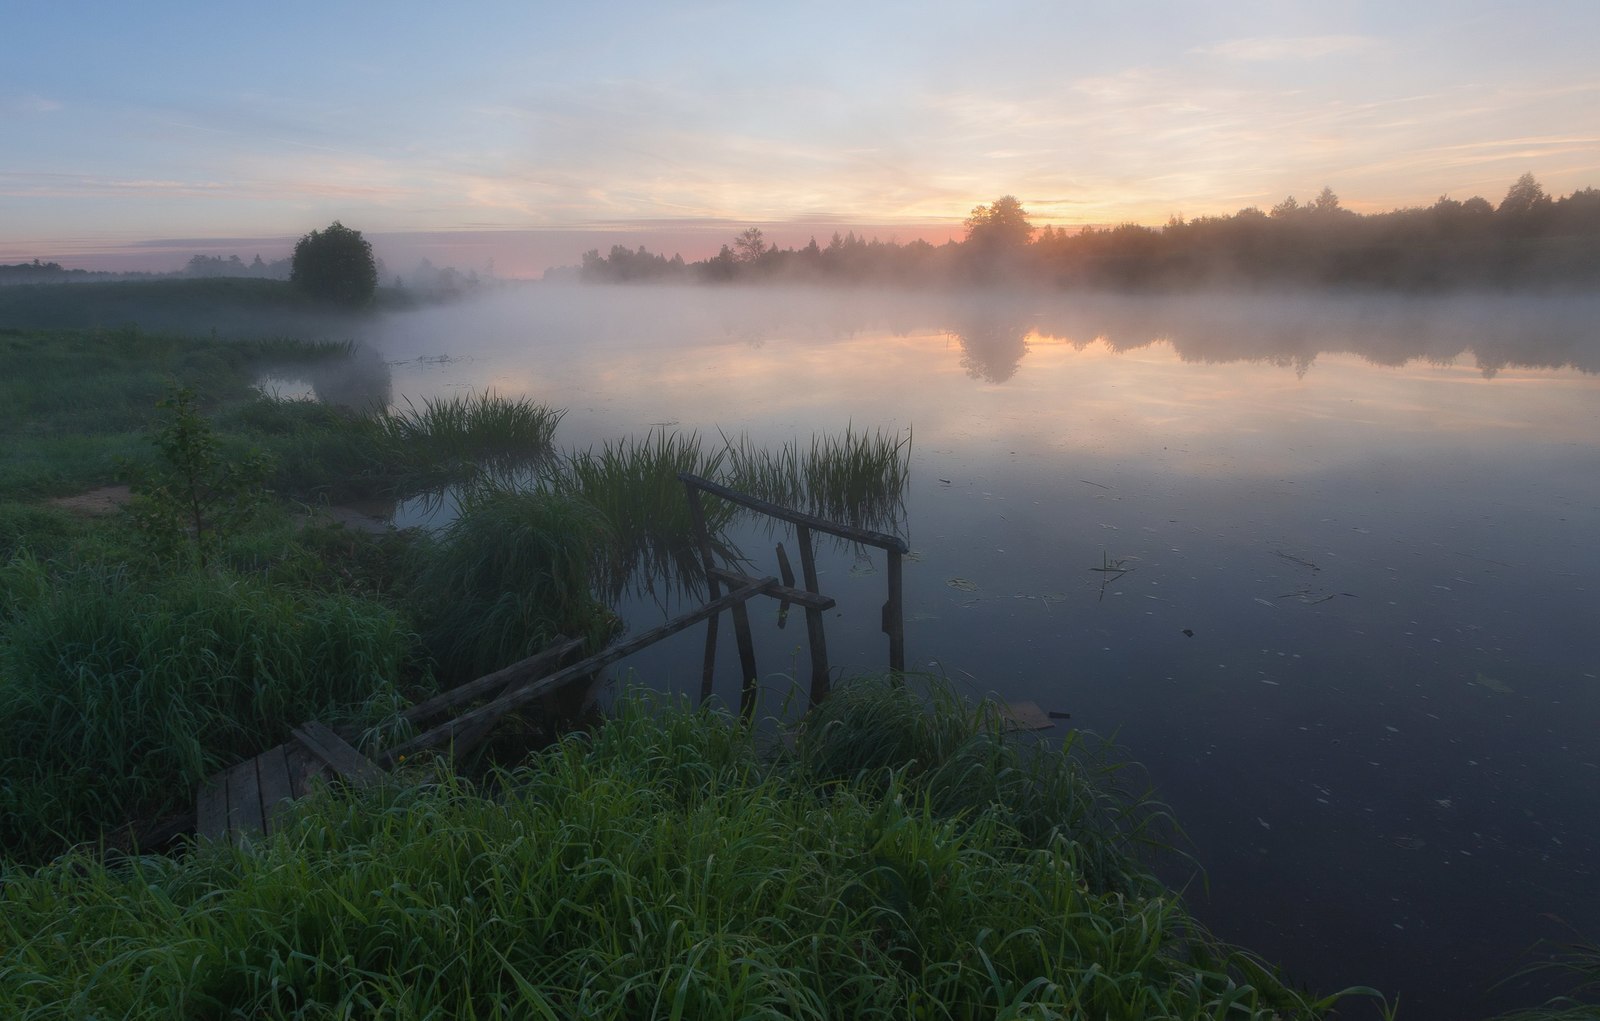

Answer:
[381,577,778,764]
[677,472,908,553]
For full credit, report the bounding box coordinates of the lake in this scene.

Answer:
[335,284,1597,1018]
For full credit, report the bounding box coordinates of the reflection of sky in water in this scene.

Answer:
[369,287,1599,1017]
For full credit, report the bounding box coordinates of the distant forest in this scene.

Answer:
[568,173,1600,290]
[0,253,484,298]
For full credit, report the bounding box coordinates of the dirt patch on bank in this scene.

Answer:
[47,485,132,516]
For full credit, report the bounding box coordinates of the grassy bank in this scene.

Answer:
[0,683,1372,1020]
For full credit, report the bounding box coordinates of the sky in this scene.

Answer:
[3,0,1598,276]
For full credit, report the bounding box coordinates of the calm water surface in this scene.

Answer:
[343,285,1597,1018]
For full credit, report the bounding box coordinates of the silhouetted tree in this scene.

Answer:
[291,221,377,307]
[1498,173,1549,216]
[733,227,768,263]
[963,195,1034,250]
[1311,186,1344,214]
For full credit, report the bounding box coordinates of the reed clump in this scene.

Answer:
[0,682,1367,1020]
[409,484,618,683]
[722,424,911,530]
[375,391,563,489]
[550,430,735,597]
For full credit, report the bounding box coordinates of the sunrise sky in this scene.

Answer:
[4,0,1598,276]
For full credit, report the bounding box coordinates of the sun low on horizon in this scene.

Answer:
[3,0,1598,275]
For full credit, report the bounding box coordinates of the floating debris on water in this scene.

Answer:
[946,577,980,592]
[1473,672,1514,694]
[999,700,1054,731]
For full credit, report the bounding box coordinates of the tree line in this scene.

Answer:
[569,173,1600,289]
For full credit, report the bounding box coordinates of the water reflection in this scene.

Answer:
[257,340,393,409]
[945,306,1033,382]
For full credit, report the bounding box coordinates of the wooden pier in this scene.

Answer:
[196,477,912,844]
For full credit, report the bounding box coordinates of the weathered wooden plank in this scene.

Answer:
[706,566,835,610]
[255,744,296,832]
[678,472,909,553]
[195,773,229,842]
[384,578,778,765]
[284,741,325,799]
[292,721,385,786]
[400,636,584,727]
[224,758,264,846]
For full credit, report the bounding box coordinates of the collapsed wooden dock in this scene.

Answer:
[196,473,912,845]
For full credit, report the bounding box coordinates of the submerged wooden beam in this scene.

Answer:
[382,578,779,765]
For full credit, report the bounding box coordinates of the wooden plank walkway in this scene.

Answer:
[196,722,381,845]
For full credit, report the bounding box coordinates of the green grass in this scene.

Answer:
[0,682,1373,1020]
[408,484,618,683]
[0,327,357,499]
[374,391,564,492]
[1492,937,1600,1020]
[722,424,911,532]
[551,430,736,599]
[0,558,416,861]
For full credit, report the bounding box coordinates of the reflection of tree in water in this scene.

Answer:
[946,309,1032,383]
[268,341,394,410]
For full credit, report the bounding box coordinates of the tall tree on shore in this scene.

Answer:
[291,221,377,308]
[963,195,1034,251]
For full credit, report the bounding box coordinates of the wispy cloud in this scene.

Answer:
[1,93,63,116]
[1193,35,1385,61]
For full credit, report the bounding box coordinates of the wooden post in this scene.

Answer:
[885,548,905,679]
[682,482,723,704]
[795,524,832,706]
[732,600,759,719]
[774,542,795,628]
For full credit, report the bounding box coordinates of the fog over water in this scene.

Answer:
[301,284,1598,1018]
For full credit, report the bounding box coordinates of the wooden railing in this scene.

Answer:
[678,472,908,715]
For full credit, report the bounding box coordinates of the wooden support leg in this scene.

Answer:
[884,548,905,680]
[699,612,719,704]
[795,525,832,706]
[731,600,759,719]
